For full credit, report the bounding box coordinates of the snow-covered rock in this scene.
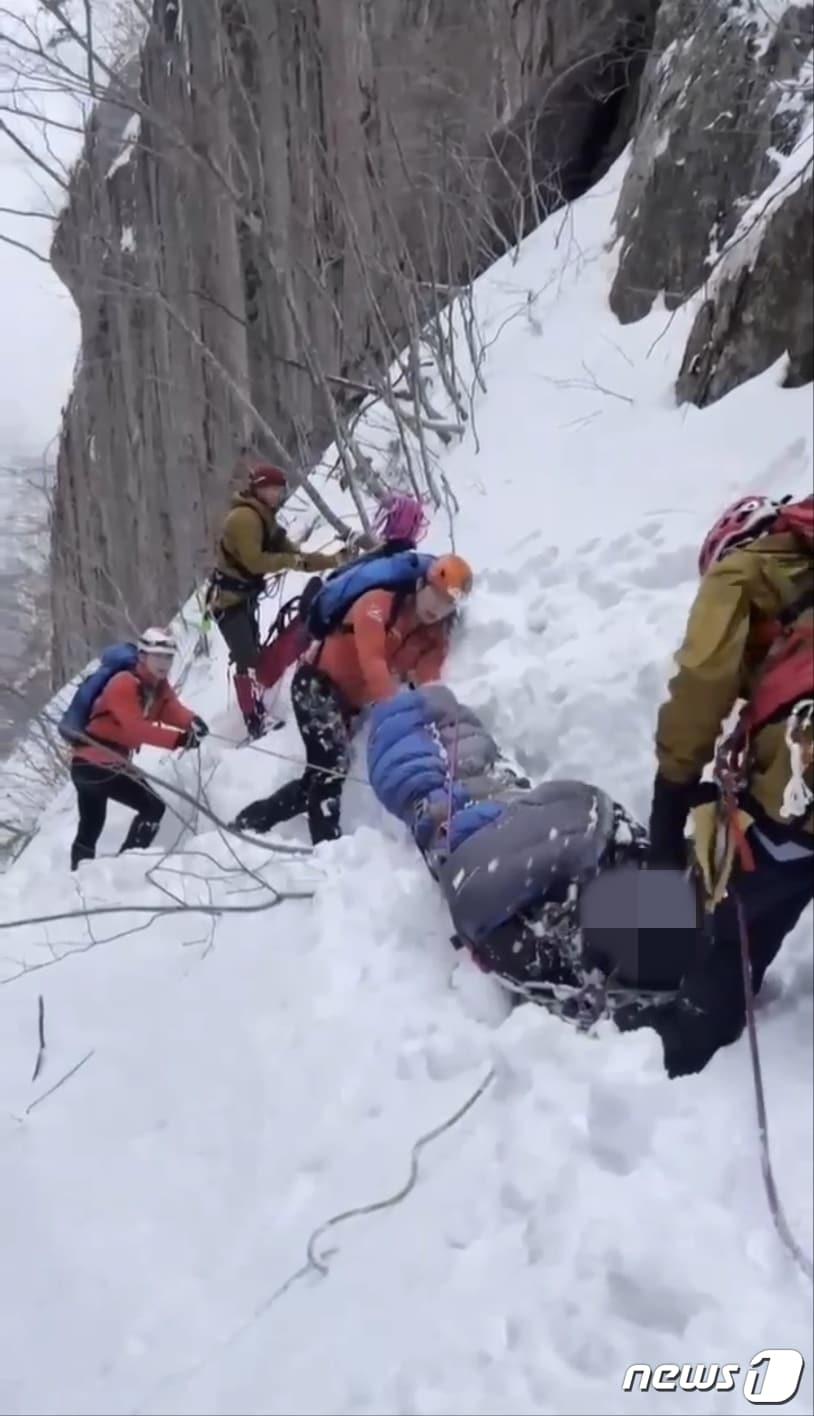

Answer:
[611,0,813,404]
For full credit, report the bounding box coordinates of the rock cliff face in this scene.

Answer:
[610,0,812,403]
[49,0,812,683]
[47,0,657,681]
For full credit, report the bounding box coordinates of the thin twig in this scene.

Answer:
[25,1048,94,1115]
[31,992,45,1081]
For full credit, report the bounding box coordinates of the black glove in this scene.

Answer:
[647,772,698,869]
[179,715,209,750]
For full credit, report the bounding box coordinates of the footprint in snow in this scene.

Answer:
[605,531,636,557]
[627,545,697,590]
[499,1178,537,1217]
[509,528,544,554]
[468,618,516,653]
[577,567,627,609]
[586,1074,659,1176]
[605,1266,713,1337]
[526,603,547,633]
[521,548,567,584]
[479,567,522,593]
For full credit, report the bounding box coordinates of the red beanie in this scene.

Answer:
[249,464,288,490]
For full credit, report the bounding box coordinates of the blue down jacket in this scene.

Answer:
[367,686,636,948]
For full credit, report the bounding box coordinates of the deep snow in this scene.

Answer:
[0,155,811,1416]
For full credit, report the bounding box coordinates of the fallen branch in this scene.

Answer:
[0,887,315,939]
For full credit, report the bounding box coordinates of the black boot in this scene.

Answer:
[70,841,94,872]
[119,815,162,854]
[307,787,342,845]
[614,996,743,1078]
[245,708,267,740]
[233,777,308,834]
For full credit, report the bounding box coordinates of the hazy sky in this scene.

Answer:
[0,179,80,461]
[0,0,121,461]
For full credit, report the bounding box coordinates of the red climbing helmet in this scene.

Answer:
[249,464,288,493]
[698,495,780,576]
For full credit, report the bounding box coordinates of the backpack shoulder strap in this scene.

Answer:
[385,586,412,634]
[333,586,405,635]
[773,497,814,556]
[313,587,408,667]
[81,669,144,754]
[220,538,262,584]
[88,667,142,721]
[777,583,814,630]
[219,503,278,583]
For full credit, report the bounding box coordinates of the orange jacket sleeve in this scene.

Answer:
[158,686,196,733]
[99,674,185,751]
[350,590,400,703]
[409,625,449,687]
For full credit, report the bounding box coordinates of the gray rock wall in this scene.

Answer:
[48,0,812,685]
[47,0,657,684]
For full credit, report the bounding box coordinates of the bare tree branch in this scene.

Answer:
[0,112,68,188]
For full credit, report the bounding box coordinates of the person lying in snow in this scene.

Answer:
[232,552,475,846]
[619,492,814,1076]
[367,684,703,1025]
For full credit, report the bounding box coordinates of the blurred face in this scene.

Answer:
[140,651,174,681]
[415,582,457,625]
[255,483,286,511]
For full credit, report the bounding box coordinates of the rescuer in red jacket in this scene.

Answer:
[70,627,208,870]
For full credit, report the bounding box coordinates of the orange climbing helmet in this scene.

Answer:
[426,553,474,602]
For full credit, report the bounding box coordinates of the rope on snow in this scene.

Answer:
[735,891,813,1283]
[254,1066,496,1318]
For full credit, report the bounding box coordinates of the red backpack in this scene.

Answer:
[741,495,814,737]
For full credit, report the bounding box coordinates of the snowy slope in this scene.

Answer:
[0,155,812,1416]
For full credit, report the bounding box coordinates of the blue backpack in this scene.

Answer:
[305,549,436,640]
[58,642,139,745]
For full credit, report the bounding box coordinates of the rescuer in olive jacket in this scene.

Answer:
[208,463,344,739]
[618,494,813,1078]
[652,529,813,845]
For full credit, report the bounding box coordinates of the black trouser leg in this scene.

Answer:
[294,667,350,845]
[213,601,259,673]
[233,665,349,845]
[639,833,813,1077]
[71,765,109,870]
[70,761,166,868]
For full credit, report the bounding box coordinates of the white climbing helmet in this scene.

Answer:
[137,626,177,657]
